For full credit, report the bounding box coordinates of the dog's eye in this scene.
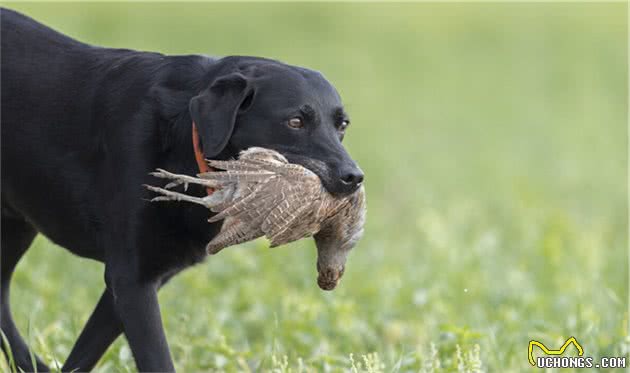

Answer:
[339,120,350,131]
[287,118,303,129]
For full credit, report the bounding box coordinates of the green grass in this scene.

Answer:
[2,3,628,372]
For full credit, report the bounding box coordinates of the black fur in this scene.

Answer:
[0,8,363,372]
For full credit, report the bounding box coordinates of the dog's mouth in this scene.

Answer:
[281,153,355,197]
[225,144,358,196]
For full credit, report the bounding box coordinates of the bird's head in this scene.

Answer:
[313,186,366,290]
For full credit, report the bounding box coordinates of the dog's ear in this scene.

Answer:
[189,73,253,158]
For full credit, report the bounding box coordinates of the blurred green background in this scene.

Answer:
[2,3,627,372]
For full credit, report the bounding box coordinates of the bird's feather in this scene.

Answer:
[146,147,366,256]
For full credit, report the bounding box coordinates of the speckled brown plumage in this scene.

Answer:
[145,148,366,286]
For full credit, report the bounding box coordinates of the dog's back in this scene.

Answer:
[2,9,160,258]
[1,9,108,255]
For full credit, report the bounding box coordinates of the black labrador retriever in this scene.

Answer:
[1,8,363,372]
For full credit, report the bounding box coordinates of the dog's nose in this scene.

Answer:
[339,167,364,187]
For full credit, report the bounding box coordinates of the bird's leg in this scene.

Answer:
[150,169,220,191]
[145,184,232,209]
[144,185,212,207]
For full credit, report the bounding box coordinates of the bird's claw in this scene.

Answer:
[151,169,190,191]
[164,180,186,189]
[150,196,174,202]
[144,184,185,202]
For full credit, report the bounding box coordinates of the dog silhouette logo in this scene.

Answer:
[528,337,584,366]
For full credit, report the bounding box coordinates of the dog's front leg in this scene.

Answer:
[106,269,175,372]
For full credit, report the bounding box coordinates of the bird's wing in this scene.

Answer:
[209,182,257,212]
[222,157,288,173]
[207,176,299,251]
[196,170,275,183]
[237,147,289,164]
[265,202,315,247]
[267,210,320,247]
[206,179,292,253]
[206,163,312,220]
[205,218,263,254]
[323,197,352,222]
[244,159,317,180]
[266,183,329,247]
[215,184,286,225]
[273,163,317,178]
[262,180,321,246]
[205,159,272,172]
[207,175,278,222]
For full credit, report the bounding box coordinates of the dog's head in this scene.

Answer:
[189,56,363,196]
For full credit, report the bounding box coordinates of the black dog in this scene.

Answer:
[1,8,363,372]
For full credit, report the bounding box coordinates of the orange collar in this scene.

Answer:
[192,121,215,195]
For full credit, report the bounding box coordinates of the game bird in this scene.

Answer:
[145,147,366,290]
